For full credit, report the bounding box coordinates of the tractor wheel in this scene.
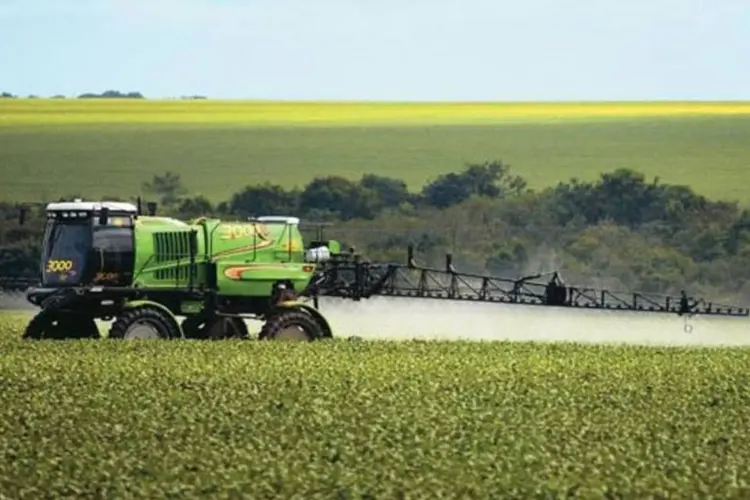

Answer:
[22,309,100,340]
[182,315,249,340]
[259,308,326,341]
[109,306,180,340]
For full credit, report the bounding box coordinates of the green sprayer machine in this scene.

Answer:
[2,199,749,340]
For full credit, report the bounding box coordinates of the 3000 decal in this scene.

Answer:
[220,223,270,241]
[46,259,74,272]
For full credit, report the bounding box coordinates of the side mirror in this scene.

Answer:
[147,202,157,216]
[98,207,109,226]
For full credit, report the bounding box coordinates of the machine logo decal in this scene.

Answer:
[46,259,73,273]
[212,222,277,258]
[220,223,271,241]
[93,272,120,283]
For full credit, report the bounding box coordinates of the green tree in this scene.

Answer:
[141,172,188,208]
[299,176,378,220]
[228,183,299,218]
[421,160,527,209]
[359,174,410,211]
[177,195,215,219]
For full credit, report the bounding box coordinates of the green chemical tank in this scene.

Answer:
[22,200,341,341]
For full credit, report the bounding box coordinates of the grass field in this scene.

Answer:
[1,311,750,497]
[1,99,750,204]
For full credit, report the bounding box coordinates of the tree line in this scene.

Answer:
[2,161,750,304]
[0,90,206,99]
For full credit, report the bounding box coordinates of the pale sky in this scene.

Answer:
[1,0,748,100]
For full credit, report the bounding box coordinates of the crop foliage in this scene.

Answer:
[1,313,750,497]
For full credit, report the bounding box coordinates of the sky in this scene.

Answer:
[0,0,748,100]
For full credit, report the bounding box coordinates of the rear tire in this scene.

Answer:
[109,306,180,340]
[259,308,326,341]
[22,309,100,340]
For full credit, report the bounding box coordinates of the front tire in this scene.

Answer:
[22,309,100,340]
[259,308,326,341]
[109,306,180,340]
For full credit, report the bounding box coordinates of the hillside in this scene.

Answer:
[1,100,749,204]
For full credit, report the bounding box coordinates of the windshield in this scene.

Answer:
[42,219,92,286]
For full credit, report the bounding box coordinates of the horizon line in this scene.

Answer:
[3,96,750,104]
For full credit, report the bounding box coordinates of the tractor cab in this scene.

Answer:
[39,200,138,289]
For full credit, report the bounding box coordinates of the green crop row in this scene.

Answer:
[1,312,750,497]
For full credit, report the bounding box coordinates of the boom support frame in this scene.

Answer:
[302,245,750,318]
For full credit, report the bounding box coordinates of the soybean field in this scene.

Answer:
[1,310,749,497]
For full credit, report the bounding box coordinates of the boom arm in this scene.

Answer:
[302,245,750,318]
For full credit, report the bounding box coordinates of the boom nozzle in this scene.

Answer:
[407,245,416,268]
[446,253,456,273]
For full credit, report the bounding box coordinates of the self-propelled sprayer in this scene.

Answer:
[17,199,341,340]
[7,198,750,340]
